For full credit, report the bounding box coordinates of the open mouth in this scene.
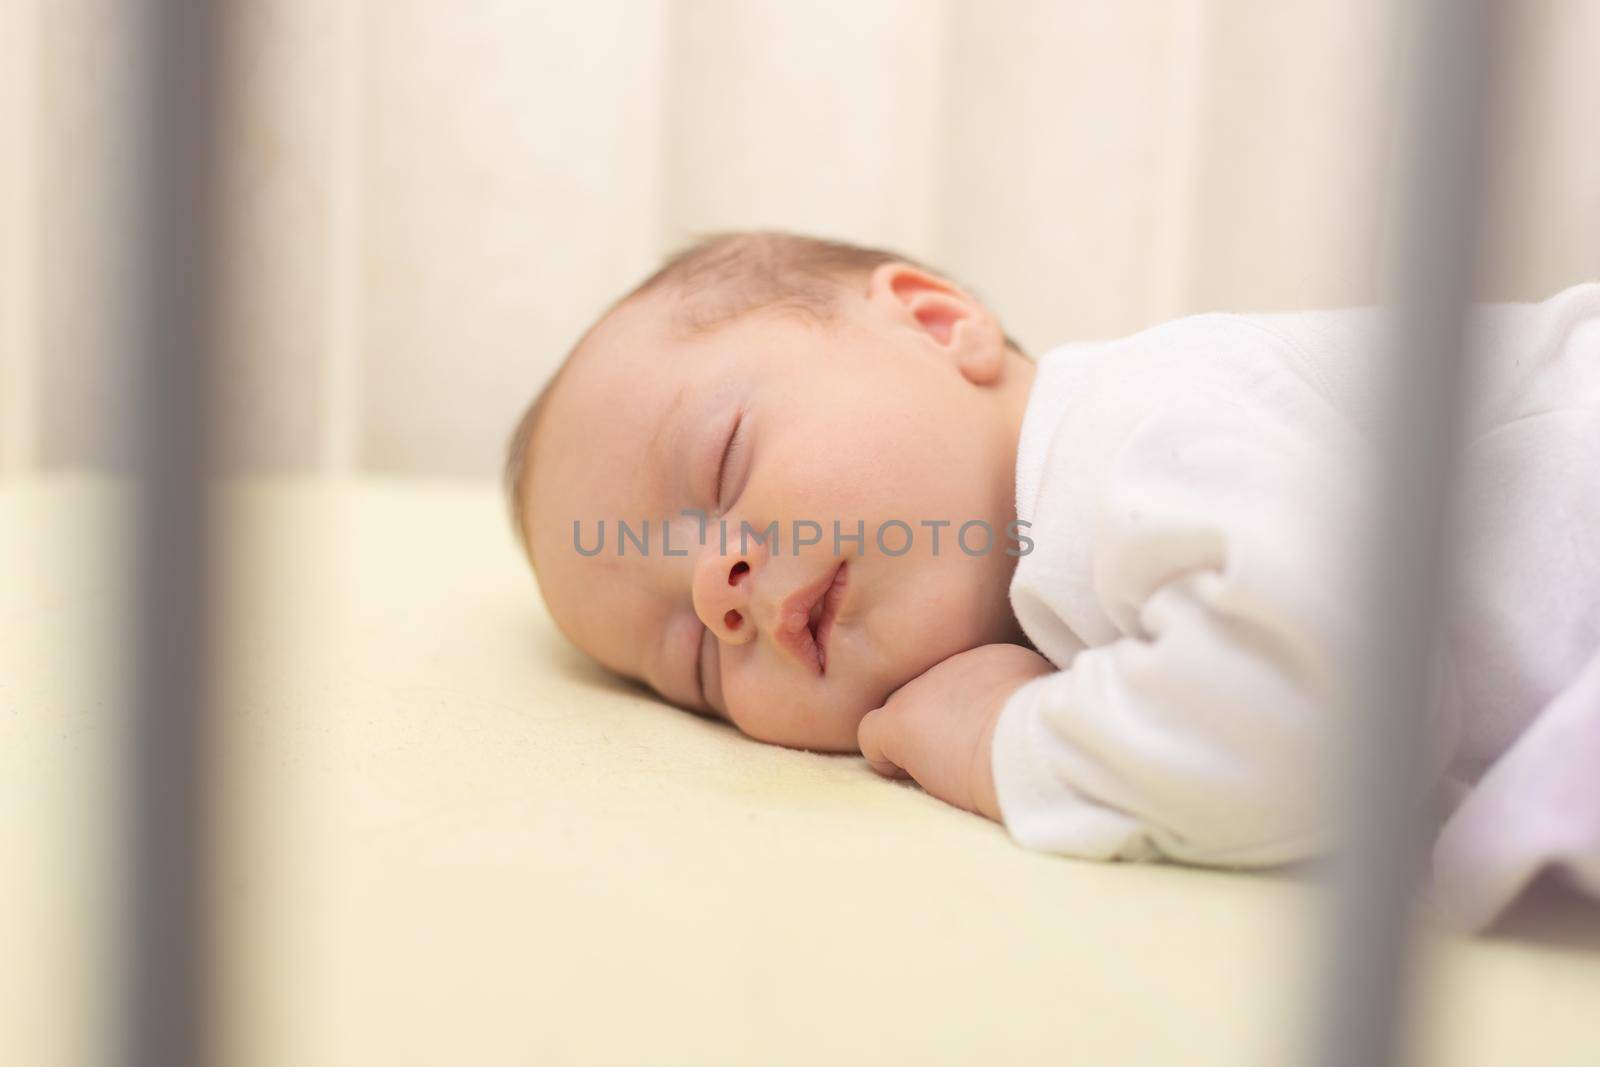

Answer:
[809,561,848,673]
[778,560,849,675]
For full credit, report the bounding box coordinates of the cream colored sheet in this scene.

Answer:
[4,477,1598,1066]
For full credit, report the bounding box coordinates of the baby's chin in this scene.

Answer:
[725,645,955,753]
[726,689,874,753]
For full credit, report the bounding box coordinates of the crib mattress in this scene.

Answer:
[4,476,1598,1066]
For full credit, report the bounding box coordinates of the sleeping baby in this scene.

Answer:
[506,231,1600,931]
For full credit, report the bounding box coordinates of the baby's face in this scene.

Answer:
[527,275,1033,750]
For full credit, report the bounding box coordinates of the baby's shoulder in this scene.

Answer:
[1040,307,1386,441]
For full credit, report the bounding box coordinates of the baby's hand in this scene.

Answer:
[857,643,1053,822]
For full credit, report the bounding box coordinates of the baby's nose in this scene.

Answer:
[695,554,756,643]
[720,561,750,633]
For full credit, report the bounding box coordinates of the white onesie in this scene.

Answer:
[991,283,1600,931]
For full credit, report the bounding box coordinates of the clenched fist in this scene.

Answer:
[857,643,1054,822]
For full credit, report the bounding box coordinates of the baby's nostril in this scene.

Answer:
[724,609,742,631]
[728,560,749,585]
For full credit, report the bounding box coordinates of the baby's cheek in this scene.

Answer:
[717,657,783,737]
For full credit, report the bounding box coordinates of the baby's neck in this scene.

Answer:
[995,348,1040,645]
[999,347,1039,477]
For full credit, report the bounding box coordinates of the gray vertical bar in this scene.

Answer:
[125,2,220,1065]
[1313,2,1498,1067]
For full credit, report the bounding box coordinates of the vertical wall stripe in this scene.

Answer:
[320,0,364,474]
[660,0,945,258]
[1151,0,1208,324]
[1368,3,1416,302]
[1,0,40,475]
[923,0,955,271]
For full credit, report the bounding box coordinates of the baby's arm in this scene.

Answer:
[988,583,1341,867]
[861,365,1429,866]
[859,571,1346,863]
[857,643,1054,822]
[855,612,1340,866]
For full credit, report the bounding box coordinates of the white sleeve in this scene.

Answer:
[992,382,1382,868]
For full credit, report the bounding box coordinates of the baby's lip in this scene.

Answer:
[812,561,848,672]
[774,560,848,675]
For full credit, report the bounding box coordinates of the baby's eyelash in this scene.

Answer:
[713,412,743,510]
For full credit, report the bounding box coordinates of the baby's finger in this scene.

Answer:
[857,706,910,779]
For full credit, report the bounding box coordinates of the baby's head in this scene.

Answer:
[507,232,1035,751]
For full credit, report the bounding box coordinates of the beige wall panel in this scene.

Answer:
[1181,0,1401,316]
[1479,0,1600,299]
[1,0,41,476]
[359,1,666,477]
[938,1,1195,350]
[35,0,134,470]
[9,3,1599,477]
[663,0,946,260]
[215,0,353,473]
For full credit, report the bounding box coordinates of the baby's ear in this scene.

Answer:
[867,262,1004,385]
